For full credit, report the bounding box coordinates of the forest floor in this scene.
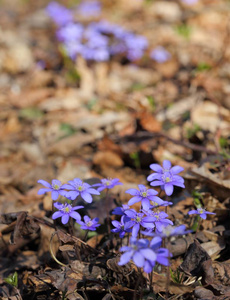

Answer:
[0,0,230,299]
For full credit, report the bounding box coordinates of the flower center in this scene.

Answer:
[53,184,60,190]
[136,216,142,222]
[141,191,147,197]
[86,220,93,227]
[198,208,204,214]
[155,214,160,220]
[77,186,83,191]
[62,205,71,213]
[165,177,171,183]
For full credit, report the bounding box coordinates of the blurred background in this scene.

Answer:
[0,0,230,215]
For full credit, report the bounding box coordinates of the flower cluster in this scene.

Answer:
[37,176,121,234]
[46,2,148,62]
[38,159,213,276]
[109,160,192,274]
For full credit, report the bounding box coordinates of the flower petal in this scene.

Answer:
[51,190,59,200]
[125,188,139,196]
[37,180,51,188]
[52,211,63,219]
[149,164,163,172]
[139,248,156,261]
[37,188,52,195]
[132,223,140,238]
[61,214,69,224]
[164,184,173,196]
[69,211,81,221]
[170,166,184,174]
[141,198,150,210]
[163,160,171,170]
[81,192,93,203]
[86,188,100,195]
[128,196,142,206]
[133,251,144,267]
[118,251,133,265]
[150,180,164,186]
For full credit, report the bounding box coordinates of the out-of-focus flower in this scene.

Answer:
[142,224,191,238]
[52,202,83,224]
[118,237,171,273]
[64,178,100,202]
[111,215,132,238]
[181,0,199,5]
[76,0,101,17]
[56,23,84,42]
[77,215,100,230]
[150,46,171,63]
[126,184,160,210]
[188,208,216,220]
[37,179,69,201]
[93,178,123,192]
[118,238,156,269]
[147,160,185,196]
[46,1,73,27]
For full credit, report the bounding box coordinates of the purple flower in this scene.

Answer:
[56,23,84,42]
[181,0,198,5]
[77,215,100,231]
[118,238,157,271]
[37,179,69,201]
[111,215,132,238]
[124,210,156,237]
[46,1,73,27]
[149,211,174,233]
[52,202,84,224]
[112,204,130,216]
[188,208,215,220]
[147,160,185,196]
[64,178,100,203]
[150,46,171,63]
[144,237,172,272]
[118,237,170,273]
[93,178,123,192]
[76,1,101,17]
[149,199,173,208]
[142,224,191,238]
[126,184,161,210]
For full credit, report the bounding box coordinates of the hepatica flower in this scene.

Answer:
[126,184,161,210]
[64,178,100,203]
[37,179,69,200]
[150,46,171,63]
[77,215,100,231]
[52,202,83,224]
[118,237,171,273]
[76,0,102,17]
[111,215,132,238]
[93,178,123,192]
[188,208,216,220]
[46,1,73,27]
[142,224,191,239]
[181,0,199,5]
[149,211,174,233]
[147,160,185,196]
[118,238,157,270]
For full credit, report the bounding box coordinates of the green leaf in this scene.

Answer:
[4,272,18,288]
